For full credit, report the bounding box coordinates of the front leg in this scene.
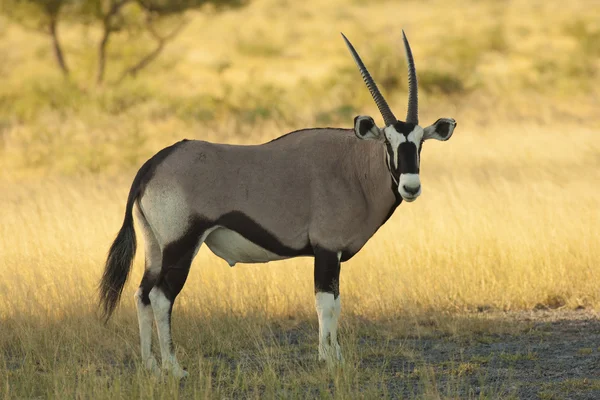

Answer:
[313,247,343,364]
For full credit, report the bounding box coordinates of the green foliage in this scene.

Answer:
[0,0,64,30]
[0,0,250,83]
[139,0,248,14]
[315,104,356,125]
[560,18,600,87]
[0,0,599,176]
[0,79,83,121]
[564,18,600,57]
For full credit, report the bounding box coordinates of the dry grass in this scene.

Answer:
[1,122,598,397]
[1,0,599,397]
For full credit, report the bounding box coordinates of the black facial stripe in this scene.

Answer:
[399,142,419,174]
[393,120,416,134]
[385,140,401,183]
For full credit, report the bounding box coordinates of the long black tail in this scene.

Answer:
[99,192,138,321]
[99,141,187,321]
[98,160,152,321]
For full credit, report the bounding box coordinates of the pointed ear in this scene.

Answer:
[353,115,382,140]
[423,118,457,141]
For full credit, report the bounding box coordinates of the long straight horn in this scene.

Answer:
[341,33,397,127]
[402,30,418,124]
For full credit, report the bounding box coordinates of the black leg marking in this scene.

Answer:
[156,219,209,301]
[156,247,195,303]
[313,247,341,298]
[138,268,157,306]
[157,247,196,351]
[153,226,203,355]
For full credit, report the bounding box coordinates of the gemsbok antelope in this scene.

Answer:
[100,31,457,378]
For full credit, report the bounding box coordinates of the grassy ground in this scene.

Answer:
[1,121,598,398]
[1,0,599,398]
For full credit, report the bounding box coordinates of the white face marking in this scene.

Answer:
[384,125,424,201]
[383,125,406,169]
[407,126,424,164]
[315,292,343,363]
[398,173,421,202]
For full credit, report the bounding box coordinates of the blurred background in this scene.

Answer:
[0,0,598,177]
[1,1,600,396]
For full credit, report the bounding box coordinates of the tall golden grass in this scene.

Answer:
[2,122,598,322]
[1,0,599,397]
[2,120,598,397]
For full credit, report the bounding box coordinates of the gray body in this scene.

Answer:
[142,129,396,264]
[99,31,457,378]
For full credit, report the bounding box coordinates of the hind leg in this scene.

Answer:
[135,274,159,374]
[150,232,204,379]
[134,207,161,374]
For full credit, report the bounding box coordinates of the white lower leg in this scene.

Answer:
[149,287,187,378]
[135,288,159,373]
[330,295,343,362]
[316,292,342,363]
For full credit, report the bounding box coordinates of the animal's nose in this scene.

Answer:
[403,184,421,195]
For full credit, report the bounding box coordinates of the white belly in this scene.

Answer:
[204,227,288,266]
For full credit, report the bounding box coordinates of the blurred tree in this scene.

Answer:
[1,0,72,77]
[0,0,248,84]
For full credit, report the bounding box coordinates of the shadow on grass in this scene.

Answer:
[2,309,600,399]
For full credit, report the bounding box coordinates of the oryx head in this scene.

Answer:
[342,31,457,202]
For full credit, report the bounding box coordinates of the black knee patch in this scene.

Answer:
[138,272,156,306]
[313,246,341,298]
